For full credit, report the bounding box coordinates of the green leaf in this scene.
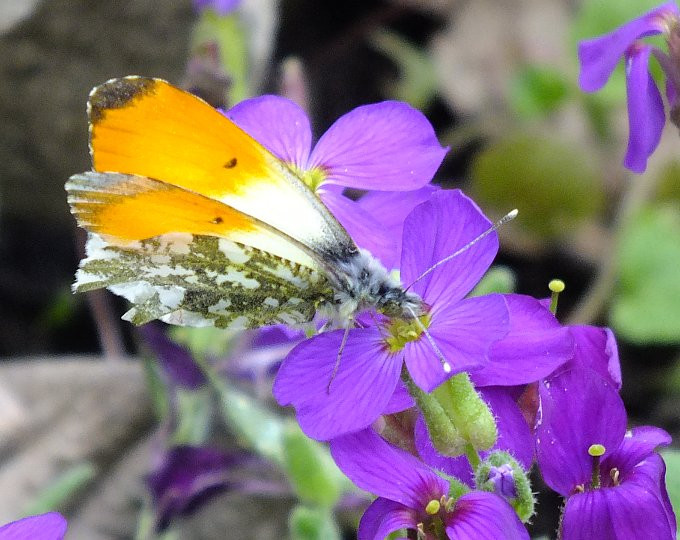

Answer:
[171,388,213,446]
[213,377,289,466]
[193,12,250,104]
[612,203,680,343]
[23,462,96,515]
[471,266,516,296]
[169,326,236,359]
[469,135,603,239]
[509,65,570,118]
[656,160,680,204]
[282,425,344,508]
[660,448,680,535]
[141,355,170,421]
[289,505,342,540]
[371,29,438,109]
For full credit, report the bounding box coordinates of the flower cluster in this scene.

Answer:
[578,2,680,172]
[217,96,677,538]
[124,88,677,536]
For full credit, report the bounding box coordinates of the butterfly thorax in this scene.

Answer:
[326,248,427,321]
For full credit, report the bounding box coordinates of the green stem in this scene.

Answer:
[464,443,481,471]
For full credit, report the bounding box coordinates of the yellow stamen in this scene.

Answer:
[425,499,441,515]
[384,314,432,353]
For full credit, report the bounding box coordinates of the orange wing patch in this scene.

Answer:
[89,77,268,199]
[67,172,255,242]
[66,172,318,267]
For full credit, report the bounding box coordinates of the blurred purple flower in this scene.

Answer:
[273,190,510,440]
[226,96,447,266]
[578,2,680,172]
[193,0,240,15]
[535,329,676,539]
[139,324,207,389]
[0,512,67,540]
[330,428,529,540]
[147,445,245,531]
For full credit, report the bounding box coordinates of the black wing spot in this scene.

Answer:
[211,216,224,224]
[223,158,238,168]
[89,77,156,123]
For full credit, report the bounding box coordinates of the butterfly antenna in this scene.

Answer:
[406,209,518,291]
[327,323,352,394]
[406,306,451,374]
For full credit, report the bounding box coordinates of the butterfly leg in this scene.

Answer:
[326,322,353,394]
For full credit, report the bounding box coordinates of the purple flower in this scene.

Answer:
[147,445,246,530]
[414,295,574,486]
[330,428,529,540]
[273,190,510,440]
[488,464,517,499]
[139,324,207,389]
[578,2,680,172]
[226,96,447,266]
[0,513,67,540]
[535,329,676,539]
[193,0,240,15]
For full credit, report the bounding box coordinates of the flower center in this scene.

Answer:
[384,314,432,353]
[291,164,327,191]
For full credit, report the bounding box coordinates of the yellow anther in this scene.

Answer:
[384,314,432,352]
[588,444,606,457]
[549,279,565,293]
[425,499,441,515]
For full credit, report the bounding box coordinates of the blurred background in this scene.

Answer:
[1,0,679,538]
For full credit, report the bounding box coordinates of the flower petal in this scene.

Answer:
[226,95,312,169]
[406,294,509,392]
[330,428,449,509]
[561,457,675,540]
[564,326,621,389]
[319,189,397,268]
[445,492,529,540]
[623,44,666,173]
[577,2,677,92]
[146,446,239,531]
[357,498,418,540]
[603,426,672,477]
[401,190,498,307]
[273,329,402,440]
[474,295,573,387]
[309,101,447,190]
[415,387,533,485]
[536,368,627,496]
[383,380,415,414]
[0,513,67,540]
[139,324,207,389]
[358,185,441,268]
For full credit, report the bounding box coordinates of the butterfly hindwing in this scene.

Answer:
[76,233,334,328]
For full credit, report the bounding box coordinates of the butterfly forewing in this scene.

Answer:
[87,77,356,262]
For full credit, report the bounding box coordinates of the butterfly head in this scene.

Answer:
[328,248,428,321]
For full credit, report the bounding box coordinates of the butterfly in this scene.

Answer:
[66,77,427,329]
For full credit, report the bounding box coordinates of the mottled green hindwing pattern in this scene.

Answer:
[75,233,334,329]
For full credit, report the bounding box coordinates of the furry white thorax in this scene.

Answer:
[326,248,427,321]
